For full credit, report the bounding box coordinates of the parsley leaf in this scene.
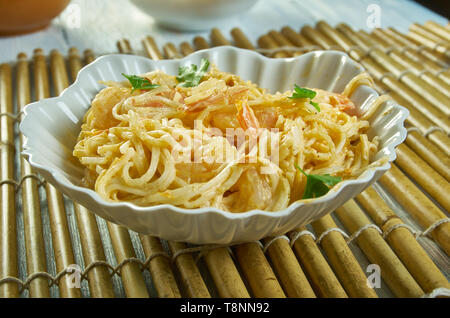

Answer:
[176,58,210,87]
[121,73,160,93]
[295,164,342,199]
[289,84,321,112]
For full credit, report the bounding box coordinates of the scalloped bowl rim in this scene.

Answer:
[20,46,409,223]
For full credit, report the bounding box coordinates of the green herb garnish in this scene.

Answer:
[121,73,160,93]
[176,58,210,87]
[295,164,341,199]
[289,84,320,112]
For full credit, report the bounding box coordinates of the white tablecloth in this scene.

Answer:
[0,0,447,63]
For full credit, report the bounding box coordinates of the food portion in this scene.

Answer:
[73,59,386,212]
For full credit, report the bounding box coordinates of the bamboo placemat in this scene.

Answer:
[0,21,449,298]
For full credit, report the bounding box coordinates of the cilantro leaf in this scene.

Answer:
[295,164,341,199]
[289,84,320,112]
[121,73,160,93]
[176,58,210,87]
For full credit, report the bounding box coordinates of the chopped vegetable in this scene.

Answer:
[177,58,210,87]
[121,73,160,93]
[289,84,320,112]
[295,164,341,199]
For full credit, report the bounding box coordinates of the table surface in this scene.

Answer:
[0,0,448,63]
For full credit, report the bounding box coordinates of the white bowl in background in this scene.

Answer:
[20,47,408,244]
[129,0,259,31]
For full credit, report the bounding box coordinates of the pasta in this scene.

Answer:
[73,63,386,212]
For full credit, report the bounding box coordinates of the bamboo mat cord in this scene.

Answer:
[335,200,424,297]
[395,143,450,211]
[210,28,231,47]
[231,28,256,50]
[167,241,210,298]
[383,27,449,68]
[106,222,149,297]
[362,30,450,96]
[423,21,450,42]
[193,36,210,51]
[409,23,450,57]
[0,62,18,298]
[289,227,348,298]
[373,79,450,157]
[261,236,316,298]
[233,243,286,298]
[311,215,378,298]
[15,52,51,298]
[379,164,450,256]
[335,25,450,134]
[142,36,163,60]
[68,50,116,298]
[337,23,450,120]
[356,187,450,293]
[371,28,450,83]
[35,49,81,298]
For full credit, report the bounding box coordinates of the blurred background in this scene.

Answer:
[0,0,448,62]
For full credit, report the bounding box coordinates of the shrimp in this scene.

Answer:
[236,98,260,130]
[184,85,249,112]
[90,87,130,130]
[314,88,356,115]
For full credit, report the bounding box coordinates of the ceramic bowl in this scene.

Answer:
[129,0,259,31]
[20,47,408,244]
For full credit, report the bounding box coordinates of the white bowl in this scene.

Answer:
[20,47,408,244]
[129,0,259,31]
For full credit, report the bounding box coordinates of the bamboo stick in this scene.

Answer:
[301,25,343,51]
[231,27,255,50]
[335,200,424,297]
[404,130,450,181]
[356,187,450,293]
[0,63,18,298]
[107,222,149,297]
[379,164,450,256]
[116,40,181,298]
[116,39,132,54]
[423,21,450,42]
[408,23,450,57]
[257,34,290,58]
[262,237,316,298]
[373,79,450,157]
[395,143,450,211]
[382,27,449,67]
[233,243,285,298]
[163,42,182,59]
[281,26,316,48]
[203,247,250,298]
[142,36,163,60]
[139,236,181,298]
[179,42,195,56]
[371,28,450,85]
[210,28,231,47]
[338,23,450,118]
[17,52,50,298]
[73,205,115,297]
[362,30,450,97]
[290,227,348,298]
[84,49,95,64]
[268,30,303,56]
[67,49,115,298]
[168,241,210,298]
[311,215,378,298]
[35,49,81,298]
[193,36,210,51]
